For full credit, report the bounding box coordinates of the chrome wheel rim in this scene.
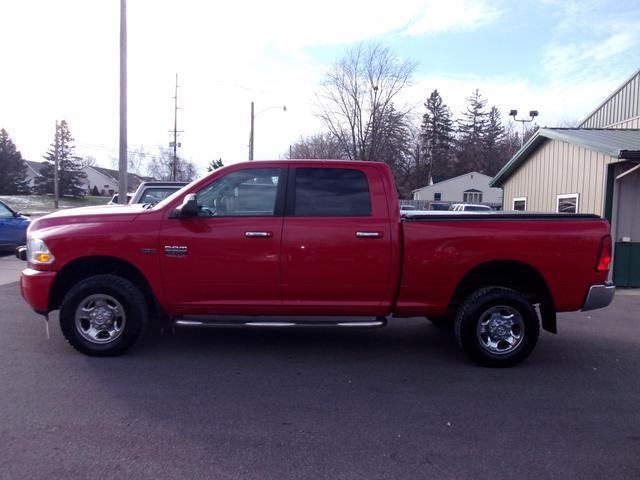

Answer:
[74,294,126,344]
[476,305,525,355]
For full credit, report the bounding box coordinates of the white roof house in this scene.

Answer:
[82,166,153,196]
[412,171,503,206]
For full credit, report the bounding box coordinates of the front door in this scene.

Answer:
[159,167,285,314]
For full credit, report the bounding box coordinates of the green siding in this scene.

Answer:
[613,242,640,287]
[604,164,615,222]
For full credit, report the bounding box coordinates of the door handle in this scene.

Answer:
[245,231,273,238]
[355,231,383,238]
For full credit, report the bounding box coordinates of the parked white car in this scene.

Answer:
[450,203,493,212]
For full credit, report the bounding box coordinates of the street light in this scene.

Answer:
[249,102,287,161]
[509,109,539,147]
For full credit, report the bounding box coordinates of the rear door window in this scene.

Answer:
[291,168,371,216]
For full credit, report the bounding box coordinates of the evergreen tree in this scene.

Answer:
[373,104,415,198]
[455,89,489,175]
[482,106,506,175]
[207,158,224,172]
[35,121,86,196]
[419,89,454,182]
[0,128,31,194]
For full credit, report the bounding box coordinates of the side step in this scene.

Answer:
[173,316,387,329]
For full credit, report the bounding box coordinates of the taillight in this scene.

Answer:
[596,235,612,272]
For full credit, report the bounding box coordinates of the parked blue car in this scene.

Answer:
[0,200,31,252]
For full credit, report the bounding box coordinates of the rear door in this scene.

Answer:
[281,165,393,316]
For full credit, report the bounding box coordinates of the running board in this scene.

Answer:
[173,317,387,329]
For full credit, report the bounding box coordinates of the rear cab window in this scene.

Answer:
[289,167,372,216]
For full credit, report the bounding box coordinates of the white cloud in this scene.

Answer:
[406,0,503,35]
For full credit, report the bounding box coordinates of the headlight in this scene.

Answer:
[27,236,55,265]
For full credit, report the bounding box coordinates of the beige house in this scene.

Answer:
[412,171,502,208]
[491,69,640,287]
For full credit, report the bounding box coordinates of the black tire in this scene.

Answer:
[59,274,147,356]
[454,287,540,367]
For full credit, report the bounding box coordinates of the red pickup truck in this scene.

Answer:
[18,160,614,366]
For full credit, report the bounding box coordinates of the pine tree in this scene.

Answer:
[207,158,224,172]
[482,106,506,175]
[419,89,454,182]
[0,128,31,194]
[373,104,415,198]
[35,121,87,196]
[455,89,489,175]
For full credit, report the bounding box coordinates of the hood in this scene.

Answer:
[29,204,148,231]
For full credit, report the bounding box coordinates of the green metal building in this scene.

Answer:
[491,70,640,287]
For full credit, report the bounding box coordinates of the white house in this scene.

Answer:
[412,171,502,207]
[82,166,153,196]
[20,161,152,196]
[24,160,46,189]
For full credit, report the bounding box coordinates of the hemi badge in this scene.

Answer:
[141,248,157,255]
[164,245,188,257]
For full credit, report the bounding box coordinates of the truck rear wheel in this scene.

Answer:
[454,287,539,367]
[59,274,147,356]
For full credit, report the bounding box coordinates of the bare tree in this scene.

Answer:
[315,42,415,163]
[556,117,580,128]
[146,146,199,182]
[79,155,98,169]
[127,146,148,175]
[287,132,347,159]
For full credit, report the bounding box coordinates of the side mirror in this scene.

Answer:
[174,193,199,218]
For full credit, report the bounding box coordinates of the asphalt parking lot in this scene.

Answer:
[1,255,639,479]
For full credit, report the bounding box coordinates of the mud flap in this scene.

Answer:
[539,302,557,334]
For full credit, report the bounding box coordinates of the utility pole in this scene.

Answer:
[118,0,128,204]
[170,73,182,180]
[53,120,59,210]
[249,101,254,161]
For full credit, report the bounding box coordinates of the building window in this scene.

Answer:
[557,193,579,213]
[434,192,442,201]
[513,197,527,211]
[463,189,482,203]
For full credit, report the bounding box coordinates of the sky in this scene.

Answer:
[1,0,639,174]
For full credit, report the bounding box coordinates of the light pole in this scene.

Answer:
[509,109,539,147]
[249,102,287,161]
[118,0,128,203]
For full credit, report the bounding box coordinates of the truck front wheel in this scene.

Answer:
[59,274,147,356]
[454,287,540,367]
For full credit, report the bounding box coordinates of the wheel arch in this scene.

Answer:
[449,260,556,333]
[49,256,161,320]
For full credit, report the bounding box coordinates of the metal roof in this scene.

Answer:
[579,69,640,128]
[490,128,640,187]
